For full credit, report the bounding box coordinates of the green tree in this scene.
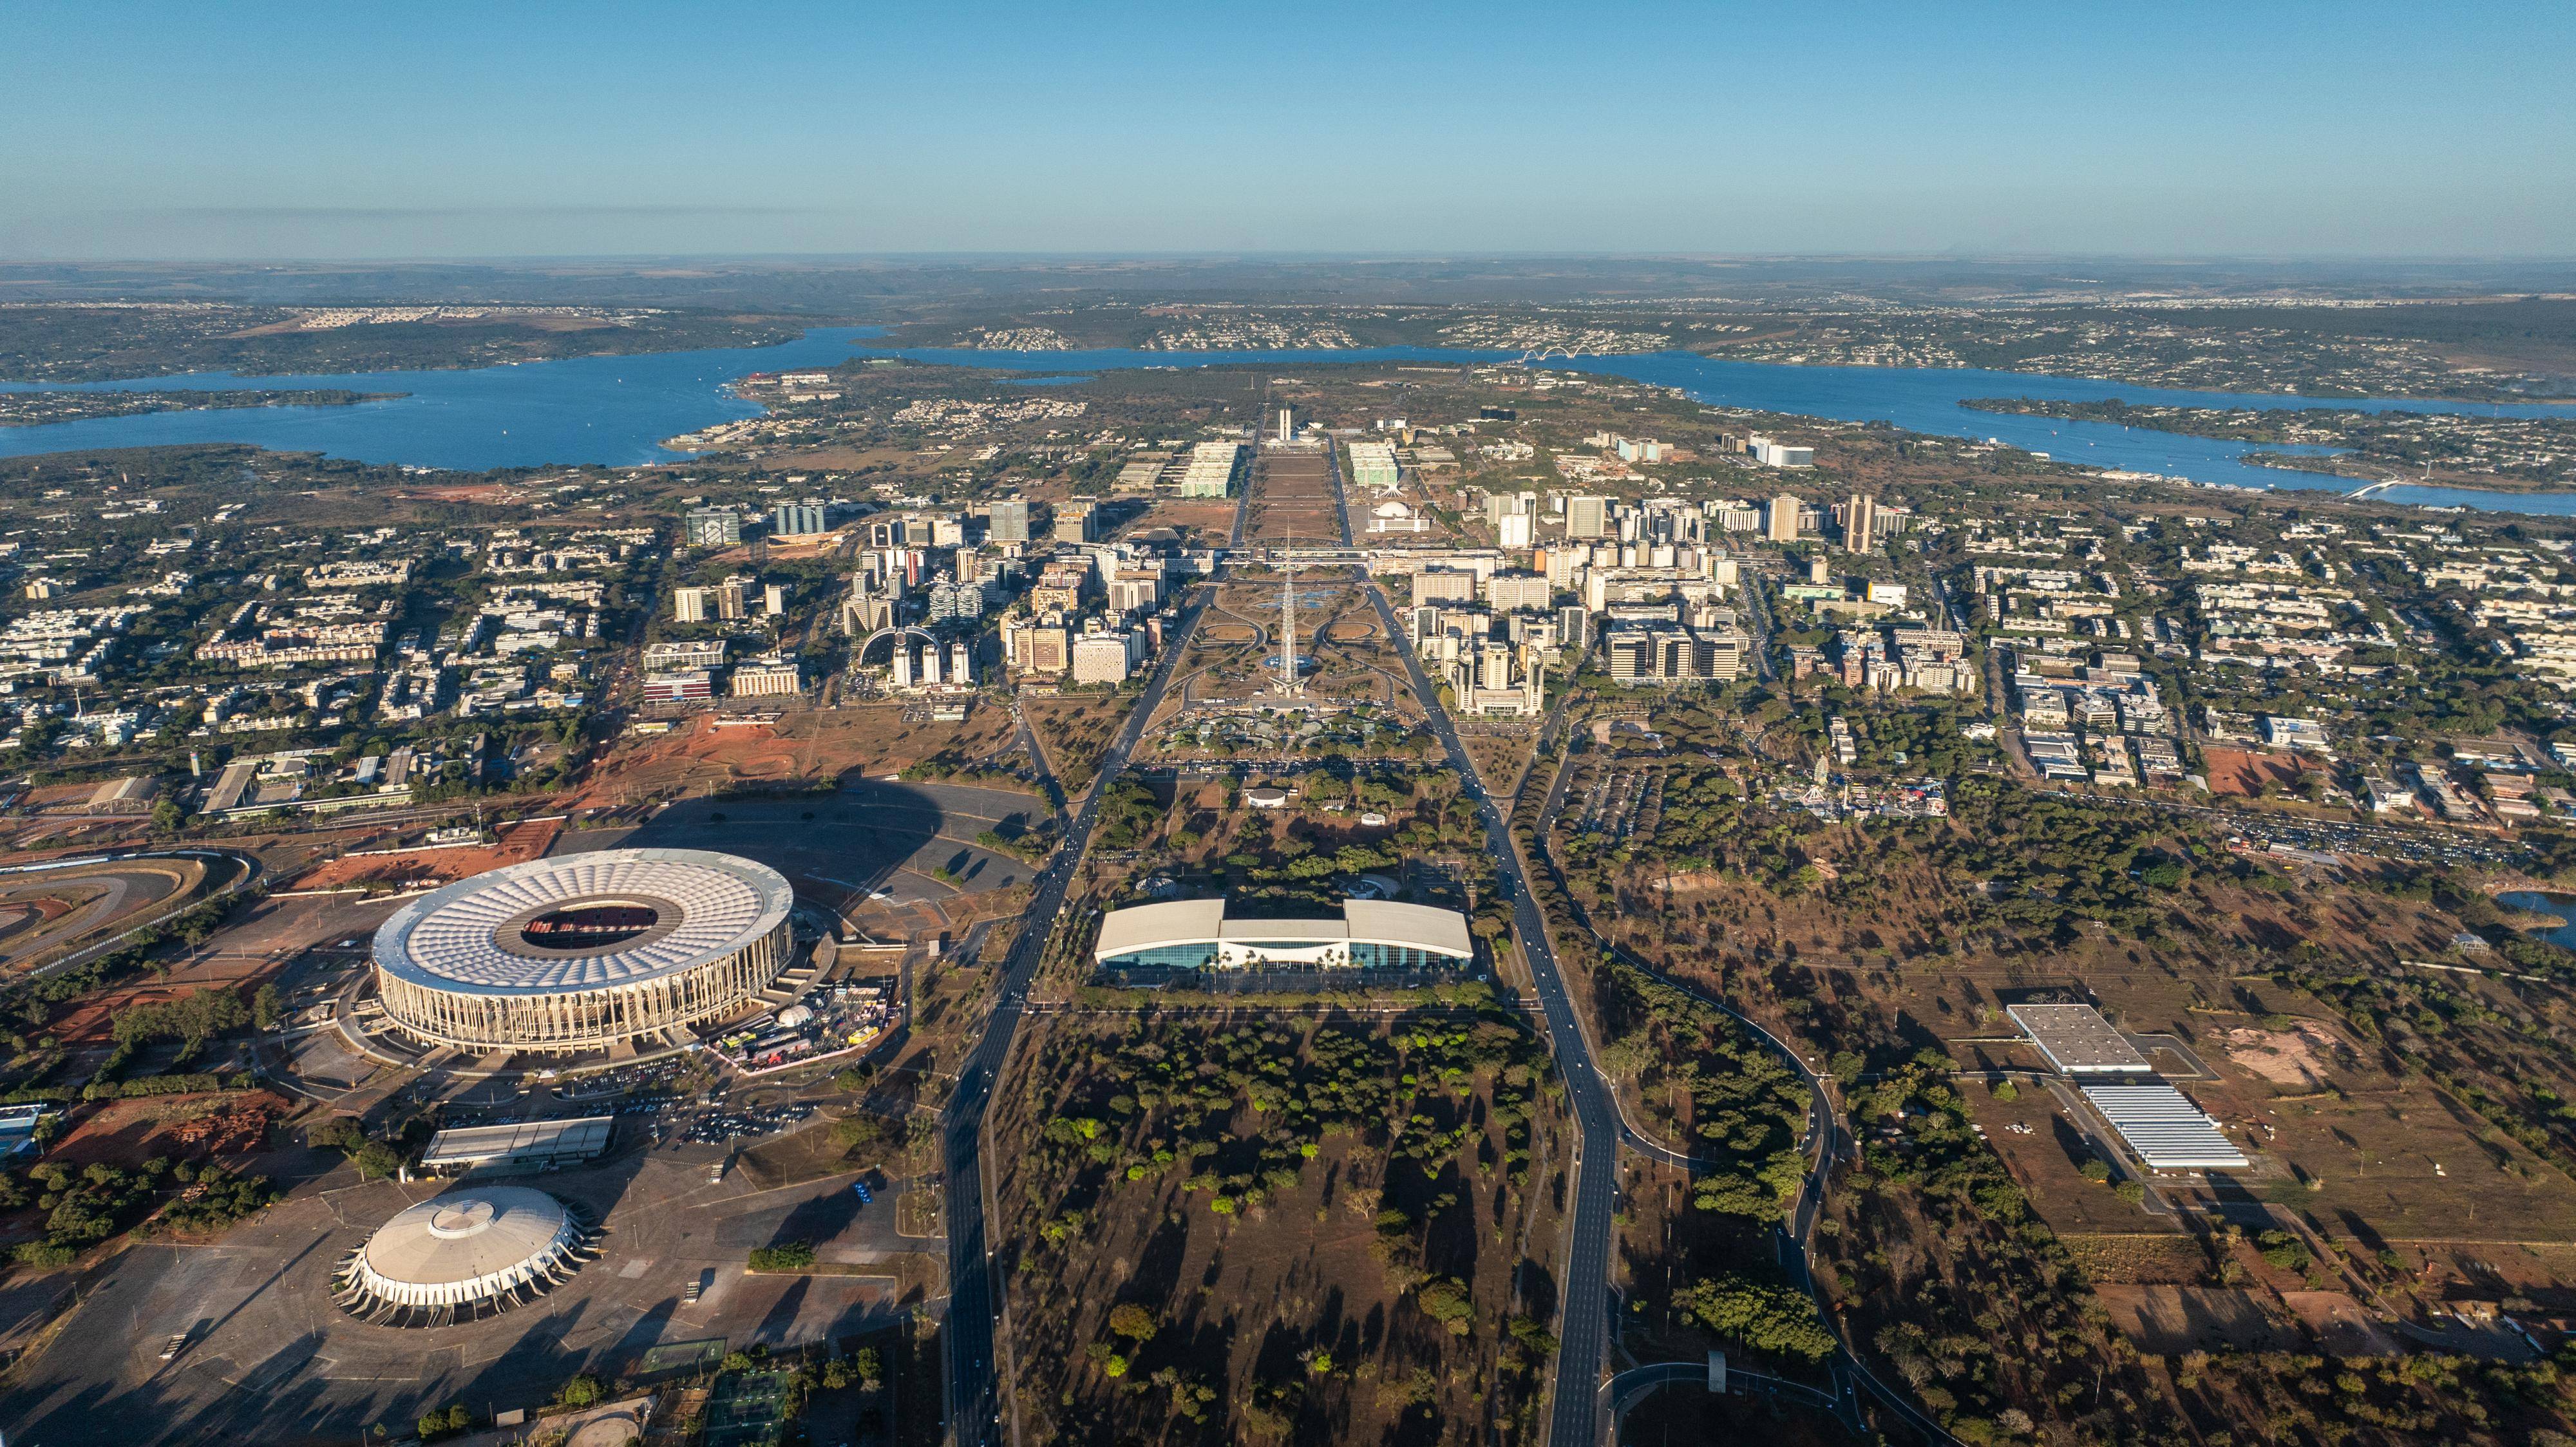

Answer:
[1676,1274,1835,1361]
[1108,1302,1157,1343]
[557,1374,603,1408]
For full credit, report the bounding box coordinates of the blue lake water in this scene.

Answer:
[3,327,2572,513]
[2499,892,2576,951]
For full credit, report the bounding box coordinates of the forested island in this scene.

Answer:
[1965,394,2576,489]
[0,387,401,428]
[0,303,804,382]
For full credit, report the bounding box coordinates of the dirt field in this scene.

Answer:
[49,1091,285,1171]
[288,817,560,891]
[1242,449,1344,545]
[1021,695,1133,790]
[2094,1285,2300,1353]
[1118,498,1237,546]
[572,703,1018,808]
[2202,746,2311,798]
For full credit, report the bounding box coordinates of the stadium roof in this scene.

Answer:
[374,849,793,996]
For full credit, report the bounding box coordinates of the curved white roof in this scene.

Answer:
[358,1187,578,1298]
[375,848,792,996]
[1095,897,1473,960]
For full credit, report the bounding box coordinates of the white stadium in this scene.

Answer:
[371,848,795,1054]
[332,1187,600,1326]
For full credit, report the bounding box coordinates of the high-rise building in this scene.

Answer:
[1487,572,1551,613]
[684,507,741,549]
[1072,631,1135,686]
[730,659,802,697]
[1347,440,1400,490]
[1498,511,1533,549]
[764,583,789,617]
[988,498,1030,545]
[673,587,710,623]
[772,502,828,536]
[1054,502,1097,544]
[1557,605,1591,650]
[1566,495,1611,539]
[1766,494,1803,544]
[1842,494,1879,554]
[1179,442,1242,498]
[1275,406,1295,444]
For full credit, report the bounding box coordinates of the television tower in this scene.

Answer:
[1278,529,1303,695]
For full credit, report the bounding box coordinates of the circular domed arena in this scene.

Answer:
[332,1186,600,1327]
[371,847,794,1054]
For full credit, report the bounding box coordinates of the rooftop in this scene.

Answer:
[374,849,793,996]
[1094,897,1474,960]
[2007,1003,2155,1075]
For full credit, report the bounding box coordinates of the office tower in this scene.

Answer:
[1767,494,1802,544]
[1844,494,1878,554]
[1566,495,1610,539]
[988,498,1030,544]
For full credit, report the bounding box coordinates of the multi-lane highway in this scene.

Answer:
[938,583,1213,1447]
[944,434,1616,1447]
[1327,442,1618,1447]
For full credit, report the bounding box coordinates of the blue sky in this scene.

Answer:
[3,1,2570,260]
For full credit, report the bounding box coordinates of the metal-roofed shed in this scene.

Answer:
[418,1115,614,1177]
[2081,1084,2247,1170]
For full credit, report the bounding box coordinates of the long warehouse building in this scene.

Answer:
[2081,1084,2249,1170]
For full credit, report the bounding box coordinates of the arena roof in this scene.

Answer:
[358,1187,579,1299]
[1094,898,1472,960]
[374,849,793,996]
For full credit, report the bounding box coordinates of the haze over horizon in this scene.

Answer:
[4,0,2571,263]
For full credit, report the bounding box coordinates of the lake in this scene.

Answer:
[3,327,2572,512]
[2499,892,2576,950]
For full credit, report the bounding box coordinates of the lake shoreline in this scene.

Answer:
[3,326,2575,514]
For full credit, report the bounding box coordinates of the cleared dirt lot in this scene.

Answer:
[572,703,1018,809]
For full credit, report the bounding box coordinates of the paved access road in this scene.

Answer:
[939,587,1211,1447]
[1331,439,1615,1447]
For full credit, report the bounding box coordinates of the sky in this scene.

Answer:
[2,1,2571,261]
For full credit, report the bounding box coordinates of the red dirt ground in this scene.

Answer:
[395,483,527,504]
[50,1090,287,1169]
[2203,747,2311,798]
[288,817,562,891]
